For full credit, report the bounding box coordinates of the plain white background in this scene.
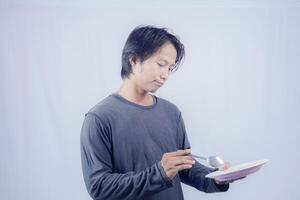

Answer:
[1,0,299,199]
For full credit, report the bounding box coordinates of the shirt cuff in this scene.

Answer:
[209,168,230,192]
[213,180,230,191]
[157,162,173,187]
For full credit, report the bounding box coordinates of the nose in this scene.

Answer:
[160,68,169,80]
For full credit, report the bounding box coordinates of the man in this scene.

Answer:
[80,25,238,200]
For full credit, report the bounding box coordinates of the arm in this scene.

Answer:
[176,112,229,193]
[179,161,229,193]
[80,113,172,200]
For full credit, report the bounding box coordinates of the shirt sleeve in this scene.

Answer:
[80,113,173,200]
[176,112,229,193]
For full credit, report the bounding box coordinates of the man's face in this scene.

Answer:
[130,42,177,93]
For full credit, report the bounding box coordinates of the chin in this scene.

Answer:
[149,88,159,93]
[145,85,160,93]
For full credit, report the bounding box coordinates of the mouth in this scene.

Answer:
[154,80,164,86]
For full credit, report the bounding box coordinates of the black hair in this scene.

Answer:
[121,25,185,79]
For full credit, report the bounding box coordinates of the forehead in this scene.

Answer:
[152,42,177,64]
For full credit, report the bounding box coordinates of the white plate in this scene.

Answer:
[205,159,268,182]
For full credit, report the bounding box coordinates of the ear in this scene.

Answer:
[129,56,140,73]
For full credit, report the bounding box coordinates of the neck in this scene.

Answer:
[117,78,152,105]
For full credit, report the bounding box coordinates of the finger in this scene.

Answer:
[214,179,226,185]
[163,155,194,165]
[224,161,231,168]
[218,161,231,171]
[168,155,194,160]
[216,180,231,185]
[225,176,247,183]
[226,162,231,169]
[167,149,191,157]
[176,164,193,171]
[171,158,195,166]
[176,156,195,161]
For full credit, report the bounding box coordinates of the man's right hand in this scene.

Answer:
[160,149,195,180]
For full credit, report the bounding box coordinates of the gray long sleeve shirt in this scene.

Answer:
[80,93,229,200]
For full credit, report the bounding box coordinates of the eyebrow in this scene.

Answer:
[157,58,175,66]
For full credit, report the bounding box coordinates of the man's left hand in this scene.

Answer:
[214,161,246,185]
[214,176,247,185]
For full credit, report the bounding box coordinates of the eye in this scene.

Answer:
[157,62,164,67]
